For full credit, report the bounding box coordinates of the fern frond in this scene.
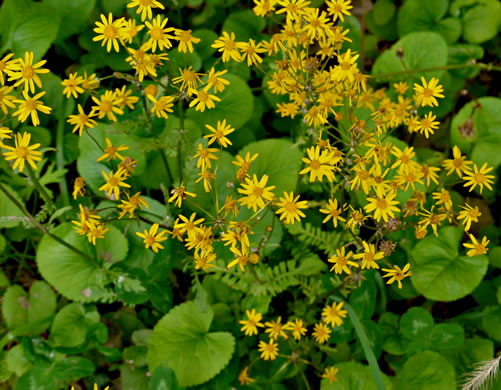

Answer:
[462,356,501,390]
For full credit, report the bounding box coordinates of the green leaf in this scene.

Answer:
[148,366,181,390]
[50,303,100,347]
[399,307,434,342]
[379,312,405,355]
[410,226,488,301]
[397,0,460,43]
[222,10,265,41]
[121,364,149,390]
[462,0,501,44]
[17,367,56,390]
[43,0,96,40]
[448,44,484,78]
[372,32,448,82]
[481,306,501,342]
[36,223,115,302]
[373,0,396,26]
[429,323,465,350]
[447,337,494,376]
[52,357,95,381]
[6,344,32,377]
[0,184,24,228]
[320,361,392,390]
[148,301,235,387]
[77,123,147,194]
[489,247,501,268]
[10,8,61,62]
[396,351,455,389]
[239,138,303,195]
[186,73,254,128]
[1,282,56,335]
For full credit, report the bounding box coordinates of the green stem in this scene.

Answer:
[177,99,184,182]
[26,165,56,211]
[373,62,501,80]
[159,148,174,184]
[56,99,70,206]
[0,182,99,268]
[330,297,386,390]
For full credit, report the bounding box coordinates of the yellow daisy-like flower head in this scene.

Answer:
[275,192,308,224]
[328,247,358,274]
[67,104,98,136]
[13,90,52,127]
[354,241,384,269]
[321,366,339,384]
[127,0,165,21]
[312,322,331,344]
[239,309,264,336]
[258,339,279,360]
[98,168,131,200]
[413,76,444,107]
[6,51,49,94]
[237,174,276,212]
[463,234,489,257]
[322,302,347,327]
[319,198,346,228]
[382,263,412,288]
[204,119,234,148]
[463,163,495,194]
[93,13,126,53]
[284,318,307,340]
[136,223,168,253]
[364,191,400,222]
[264,316,288,340]
[175,29,201,53]
[145,15,175,52]
[2,132,42,173]
[326,0,353,22]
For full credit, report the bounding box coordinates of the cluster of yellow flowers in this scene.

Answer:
[0,0,496,384]
[237,304,347,384]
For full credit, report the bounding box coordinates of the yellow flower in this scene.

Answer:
[194,250,216,270]
[432,188,452,210]
[97,138,129,162]
[117,192,150,218]
[93,13,126,53]
[303,8,331,40]
[0,85,16,114]
[253,0,277,17]
[2,132,42,172]
[136,223,168,253]
[312,322,331,344]
[328,247,358,274]
[67,104,98,136]
[276,0,311,23]
[174,29,201,53]
[326,0,353,22]
[120,19,144,44]
[188,87,221,112]
[421,164,440,186]
[238,366,255,385]
[463,163,495,194]
[264,316,288,340]
[299,145,336,183]
[127,0,165,21]
[148,95,174,118]
[229,246,250,272]
[145,15,175,52]
[442,145,472,178]
[0,53,16,85]
[322,302,347,327]
[192,143,219,172]
[391,146,418,173]
[72,177,86,200]
[332,49,359,83]
[82,71,100,92]
[239,309,264,336]
[463,234,489,257]
[415,112,439,138]
[284,318,307,340]
[206,68,230,93]
[61,72,84,99]
[354,241,384,269]
[114,85,139,110]
[258,339,279,360]
[320,199,346,228]
[364,192,400,222]
[457,203,481,232]
[99,168,131,200]
[86,221,109,245]
[172,66,205,92]
[6,51,49,94]
[275,192,308,224]
[211,31,245,62]
[13,91,52,126]
[174,212,205,238]
[237,174,276,212]
[204,119,234,147]
[91,90,124,122]
[239,39,266,67]
[346,207,367,231]
[393,81,409,94]
[0,127,12,140]
[196,170,216,192]
[233,151,259,181]
[168,182,196,208]
[382,264,412,288]
[321,366,339,384]
[418,206,447,237]
[413,77,444,107]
